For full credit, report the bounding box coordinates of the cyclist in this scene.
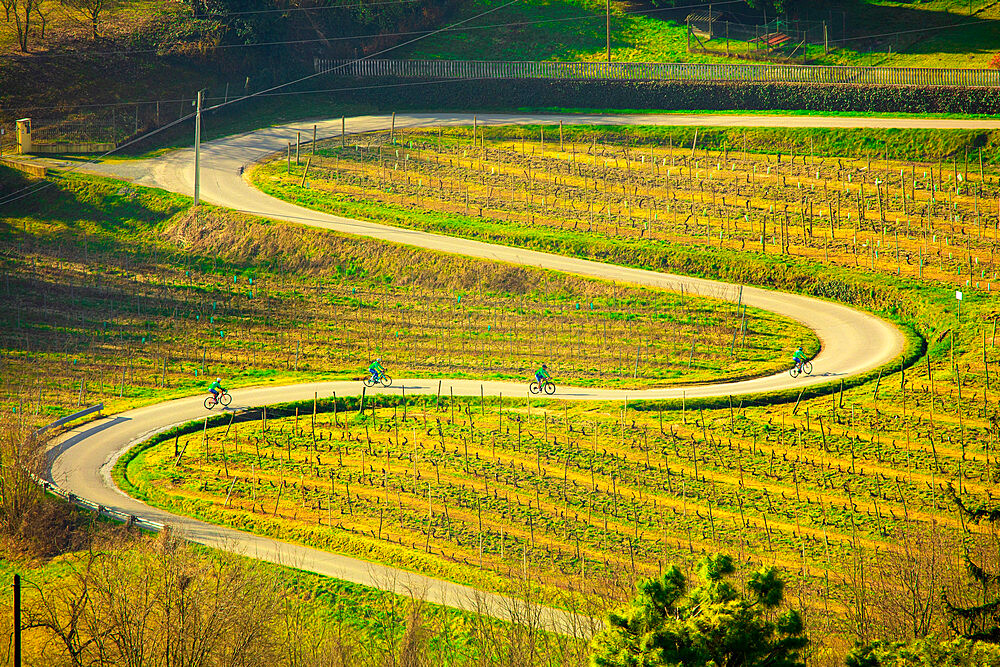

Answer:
[792,347,807,371]
[208,377,226,401]
[535,363,551,387]
[368,358,386,383]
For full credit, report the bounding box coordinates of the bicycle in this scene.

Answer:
[529,379,556,395]
[788,359,813,379]
[363,371,393,388]
[204,389,232,410]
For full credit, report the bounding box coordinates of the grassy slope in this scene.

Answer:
[247,124,966,325]
[0,167,802,419]
[403,0,1000,68]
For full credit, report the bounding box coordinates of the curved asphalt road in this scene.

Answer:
[50,112,920,632]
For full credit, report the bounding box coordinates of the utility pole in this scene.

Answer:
[606,0,611,63]
[13,574,21,667]
[193,90,203,206]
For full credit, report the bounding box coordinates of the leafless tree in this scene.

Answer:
[20,549,107,666]
[0,411,44,542]
[19,533,285,666]
[60,0,117,39]
[844,521,963,644]
[3,0,42,51]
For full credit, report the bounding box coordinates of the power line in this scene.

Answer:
[826,17,989,45]
[15,0,745,59]
[0,0,522,208]
[203,0,522,113]
[0,111,196,208]
[5,7,992,114]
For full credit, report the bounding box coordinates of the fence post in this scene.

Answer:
[823,21,829,54]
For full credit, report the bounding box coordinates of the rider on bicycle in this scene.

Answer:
[535,363,551,387]
[209,377,225,400]
[792,347,807,370]
[368,358,386,383]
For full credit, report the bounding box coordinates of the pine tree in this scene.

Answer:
[590,553,807,667]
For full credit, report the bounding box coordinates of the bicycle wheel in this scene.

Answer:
[380,375,392,387]
[220,392,232,406]
[788,366,801,379]
[203,396,216,410]
[363,376,376,387]
[544,381,556,395]
[802,361,813,376]
[529,382,540,394]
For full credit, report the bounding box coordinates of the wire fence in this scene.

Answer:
[315,58,1000,88]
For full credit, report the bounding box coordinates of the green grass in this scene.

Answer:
[0,166,802,420]
[402,0,1000,68]
[405,0,749,64]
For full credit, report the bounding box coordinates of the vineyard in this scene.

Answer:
[0,170,803,416]
[16,120,1000,662]
[121,355,995,657]
[253,124,1000,293]
[177,122,1000,658]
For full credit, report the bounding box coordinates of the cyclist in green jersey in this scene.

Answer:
[792,347,807,371]
[534,363,551,386]
[368,358,386,383]
[208,377,225,400]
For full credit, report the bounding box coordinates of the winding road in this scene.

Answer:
[47,112,919,632]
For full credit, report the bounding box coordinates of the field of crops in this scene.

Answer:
[0,171,806,419]
[199,123,1000,657]
[253,125,1000,292]
[123,352,993,655]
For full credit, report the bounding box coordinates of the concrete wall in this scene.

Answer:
[0,158,47,178]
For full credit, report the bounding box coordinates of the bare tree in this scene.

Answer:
[0,411,44,540]
[20,550,107,667]
[33,0,54,40]
[4,0,41,51]
[862,522,961,642]
[60,0,117,40]
[19,534,285,666]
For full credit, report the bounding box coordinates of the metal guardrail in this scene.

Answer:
[314,58,1000,88]
[31,474,165,532]
[32,404,165,533]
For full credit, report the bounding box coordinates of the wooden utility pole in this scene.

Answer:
[607,0,611,63]
[193,90,202,206]
[13,574,20,667]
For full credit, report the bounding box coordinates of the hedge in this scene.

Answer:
[330,77,1000,114]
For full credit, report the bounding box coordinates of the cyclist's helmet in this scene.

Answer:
[216,377,221,382]
[542,364,548,369]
